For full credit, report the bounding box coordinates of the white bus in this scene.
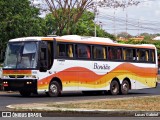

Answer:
[2,35,158,97]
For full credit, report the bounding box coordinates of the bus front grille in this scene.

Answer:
[9,75,25,78]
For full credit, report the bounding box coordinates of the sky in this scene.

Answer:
[97,0,160,36]
[33,0,160,36]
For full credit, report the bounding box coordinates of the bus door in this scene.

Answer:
[38,41,52,91]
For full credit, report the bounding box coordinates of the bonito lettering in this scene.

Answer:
[94,63,110,70]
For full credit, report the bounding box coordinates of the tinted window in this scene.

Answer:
[137,49,147,62]
[150,50,155,63]
[93,46,106,59]
[123,48,136,61]
[108,47,122,60]
[57,43,73,58]
[76,44,91,59]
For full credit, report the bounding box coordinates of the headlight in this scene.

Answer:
[3,81,8,84]
[25,75,36,79]
[26,81,32,84]
[3,75,9,78]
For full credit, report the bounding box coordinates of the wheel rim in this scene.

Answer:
[122,82,128,92]
[50,84,58,94]
[112,84,118,93]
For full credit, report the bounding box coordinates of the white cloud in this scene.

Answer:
[155,10,160,16]
[97,0,160,35]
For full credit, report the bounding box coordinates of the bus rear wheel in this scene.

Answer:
[120,80,130,95]
[19,90,31,97]
[46,81,61,97]
[109,80,120,95]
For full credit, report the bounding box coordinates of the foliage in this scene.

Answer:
[45,10,116,40]
[0,0,47,51]
[117,32,132,39]
[44,0,140,35]
[45,0,94,35]
[140,33,156,41]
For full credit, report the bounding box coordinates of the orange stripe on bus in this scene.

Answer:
[3,70,32,75]
[38,63,157,89]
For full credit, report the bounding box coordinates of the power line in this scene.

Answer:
[98,13,160,33]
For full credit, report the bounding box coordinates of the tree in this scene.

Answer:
[44,0,140,35]
[140,33,156,41]
[0,0,47,55]
[45,10,115,40]
[117,32,132,39]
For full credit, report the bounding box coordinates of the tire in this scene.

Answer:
[46,81,61,97]
[120,80,130,95]
[109,80,120,95]
[19,90,31,97]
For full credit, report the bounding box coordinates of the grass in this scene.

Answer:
[47,96,160,111]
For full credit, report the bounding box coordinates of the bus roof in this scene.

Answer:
[9,35,156,49]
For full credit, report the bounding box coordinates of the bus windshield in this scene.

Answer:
[3,41,38,69]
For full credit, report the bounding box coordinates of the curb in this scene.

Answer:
[6,104,128,112]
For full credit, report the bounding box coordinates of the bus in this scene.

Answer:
[1,35,158,97]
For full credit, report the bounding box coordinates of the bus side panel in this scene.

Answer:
[133,63,157,89]
[58,70,78,91]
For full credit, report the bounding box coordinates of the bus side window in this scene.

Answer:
[93,46,106,60]
[133,49,136,61]
[123,48,136,61]
[145,50,149,62]
[123,49,126,60]
[103,47,106,59]
[57,44,66,57]
[57,43,73,58]
[150,50,155,63]
[67,44,73,58]
[117,48,122,60]
[93,47,96,59]
[108,47,122,60]
[137,50,140,61]
[124,49,133,61]
[137,49,145,62]
[77,45,90,59]
[152,51,155,62]
[108,47,113,60]
[86,47,90,58]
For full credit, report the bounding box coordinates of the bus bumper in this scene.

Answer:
[1,79,37,93]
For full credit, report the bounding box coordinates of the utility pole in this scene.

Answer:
[114,8,116,36]
[125,8,128,39]
[126,8,128,34]
[94,0,98,37]
[138,19,140,36]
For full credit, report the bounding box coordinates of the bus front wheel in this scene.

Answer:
[109,80,120,95]
[120,80,129,95]
[19,90,31,97]
[46,81,61,97]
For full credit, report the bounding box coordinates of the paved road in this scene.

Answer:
[0,83,160,112]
